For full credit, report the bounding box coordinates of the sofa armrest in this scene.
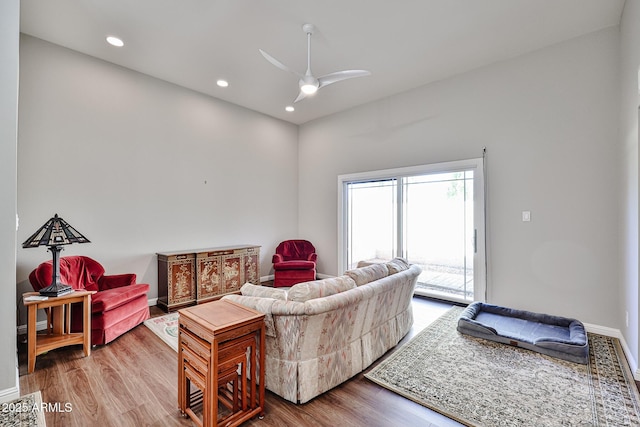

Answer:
[222,295,278,337]
[241,283,287,300]
[307,253,317,262]
[99,273,136,290]
[223,294,275,311]
[272,254,284,263]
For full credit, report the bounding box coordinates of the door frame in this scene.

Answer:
[337,158,486,302]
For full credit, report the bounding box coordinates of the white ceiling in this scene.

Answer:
[19,0,625,125]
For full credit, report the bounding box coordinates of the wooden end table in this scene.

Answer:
[23,290,95,374]
[178,299,265,427]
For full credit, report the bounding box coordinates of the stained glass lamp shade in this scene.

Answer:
[22,214,90,296]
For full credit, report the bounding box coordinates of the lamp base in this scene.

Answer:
[39,283,73,297]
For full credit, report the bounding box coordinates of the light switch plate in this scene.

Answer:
[522,211,531,222]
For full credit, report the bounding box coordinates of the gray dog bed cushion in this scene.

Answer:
[457,302,589,364]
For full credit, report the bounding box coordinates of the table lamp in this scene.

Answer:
[22,214,91,296]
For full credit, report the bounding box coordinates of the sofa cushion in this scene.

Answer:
[356,260,377,268]
[386,257,410,275]
[241,283,288,300]
[91,283,150,313]
[287,276,357,302]
[345,263,389,286]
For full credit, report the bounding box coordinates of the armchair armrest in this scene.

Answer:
[307,253,317,262]
[272,254,284,264]
[99,273,136,290]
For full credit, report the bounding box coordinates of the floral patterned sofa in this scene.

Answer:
[222,258,420,403]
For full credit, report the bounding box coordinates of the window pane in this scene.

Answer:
[404,171,474,301]
[346,179,396,269]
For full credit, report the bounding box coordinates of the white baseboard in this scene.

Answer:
[17,320,48,336]
[584,322,639,380]
[0,363,20,403]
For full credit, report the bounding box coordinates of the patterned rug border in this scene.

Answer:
[365,307,640,427]
[144,312,179,352]
[0,391,46,427]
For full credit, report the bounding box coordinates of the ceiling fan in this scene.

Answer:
[259,23,371,103]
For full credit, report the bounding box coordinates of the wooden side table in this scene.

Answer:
[23,290,95,374]
[178,299,265,427]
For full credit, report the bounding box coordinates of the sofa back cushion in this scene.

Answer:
[344,263,389,286]
[240,283,288,300]
[386,257,410,275]
[287,276,357,302]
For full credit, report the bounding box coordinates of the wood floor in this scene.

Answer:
[18,297,460,427]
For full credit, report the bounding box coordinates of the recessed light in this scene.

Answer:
[216,79,229,88]
[106,36,124,47]
[285,106,295,112]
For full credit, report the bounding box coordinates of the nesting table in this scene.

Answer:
[178,299,265,427]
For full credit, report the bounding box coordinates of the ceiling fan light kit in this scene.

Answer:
[260,23,370,104]
[300,77,319,95]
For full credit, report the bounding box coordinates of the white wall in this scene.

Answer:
[299,27,620,328]
[0,0,20,400]
[16,36,299,311]
[619,0,640,372]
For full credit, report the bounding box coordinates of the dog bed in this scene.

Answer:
[457,302,589,364]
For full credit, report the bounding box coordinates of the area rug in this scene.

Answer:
[0,391,46,427]
[144,312,178,352]
[365,306,640,427]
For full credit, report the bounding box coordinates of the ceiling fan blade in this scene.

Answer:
[293,91,307,103]
[318,70,371,89]
[259,49,302,77]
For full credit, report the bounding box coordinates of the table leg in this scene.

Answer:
[259,325,265,417]
[178,338,184,412]
[65,302,71,334]
[249,338,257,409]
[27,305,37,374]
[208,340,219,427]
[83,294,92,357]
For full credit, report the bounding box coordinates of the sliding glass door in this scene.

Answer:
[339,159,485,303]
[346,179,397,268]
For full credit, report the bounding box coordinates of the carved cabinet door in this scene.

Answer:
[196,252,223,303]
[167,254,196,308]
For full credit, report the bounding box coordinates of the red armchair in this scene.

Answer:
[272,240,317,288]
[28,256,150,346]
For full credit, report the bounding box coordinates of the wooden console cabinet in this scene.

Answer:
[158,245,260,312]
